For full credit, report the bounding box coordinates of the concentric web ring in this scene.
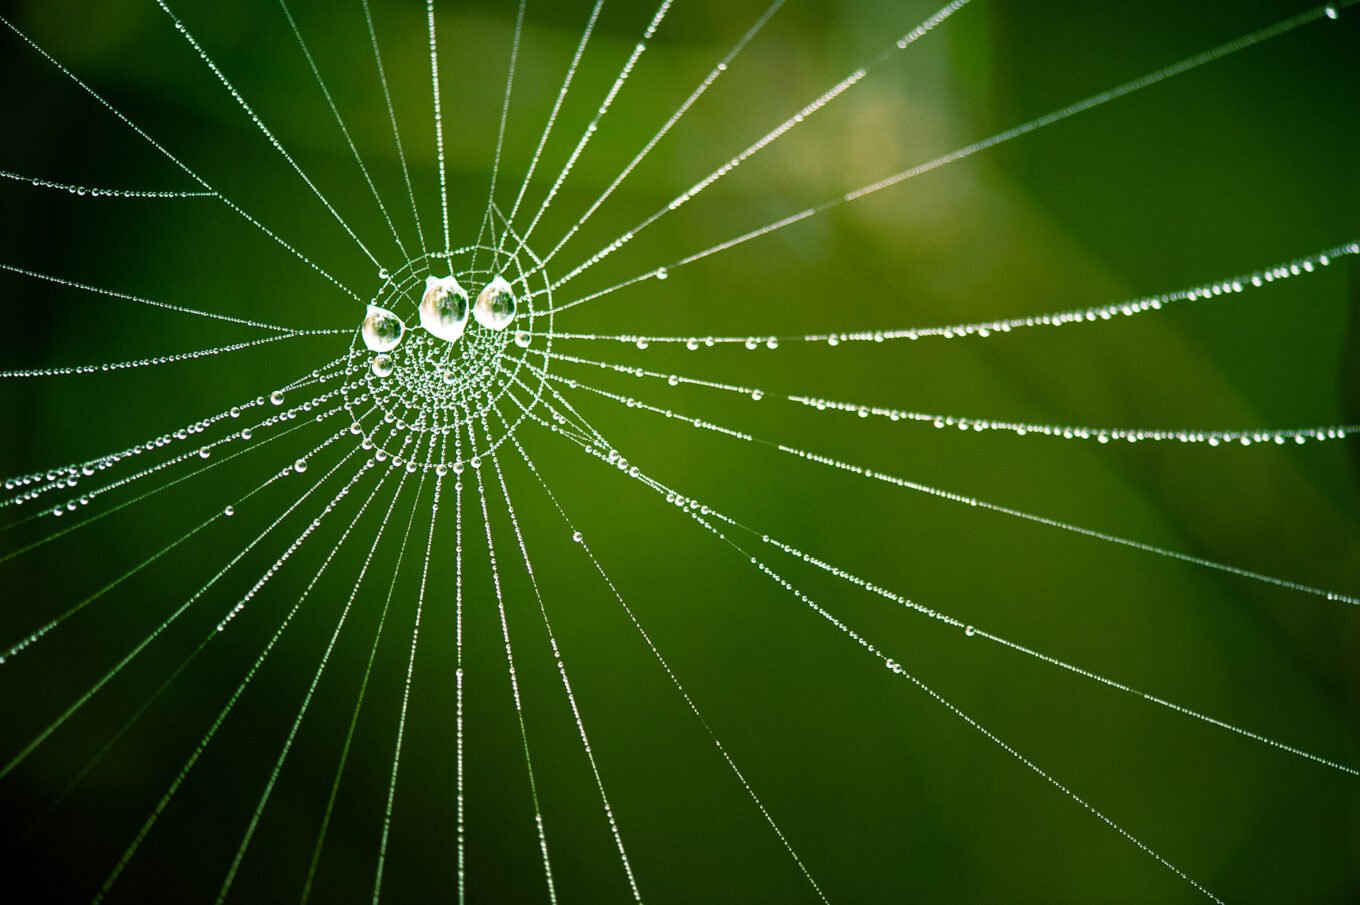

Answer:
[340,231,554,473]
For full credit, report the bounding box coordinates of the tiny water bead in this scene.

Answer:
[514,330,532,349]
[224,505,235,516]
[293,459,308,473]
[420,275,470,343]
[362,304,405,352]
[270,390,285,406]
[372,354,394,378]
[474,276,517,330]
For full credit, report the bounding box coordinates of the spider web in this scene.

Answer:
[0,0,1357,902]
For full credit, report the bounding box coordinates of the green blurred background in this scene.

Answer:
[0,0,1357,901]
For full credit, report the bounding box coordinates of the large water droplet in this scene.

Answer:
[362,304,405,352]
[474,276,517,330]
[420,276,470,343]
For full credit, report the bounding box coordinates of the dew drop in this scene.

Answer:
[513,330,532,348]
[420,276,470,343]
[372,354,394,378]
[1325,4,1339,19]
[270,390,285,406]
[294,459,308,473]
[474,276,517,330]
[240,428,253,441]
[572,530,583,543]
[224,505,235,517]
[362,304,406,352]
[654,267,669,281]
[964,625,976,637]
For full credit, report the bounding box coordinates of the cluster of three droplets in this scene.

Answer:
[361,274,519,375]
